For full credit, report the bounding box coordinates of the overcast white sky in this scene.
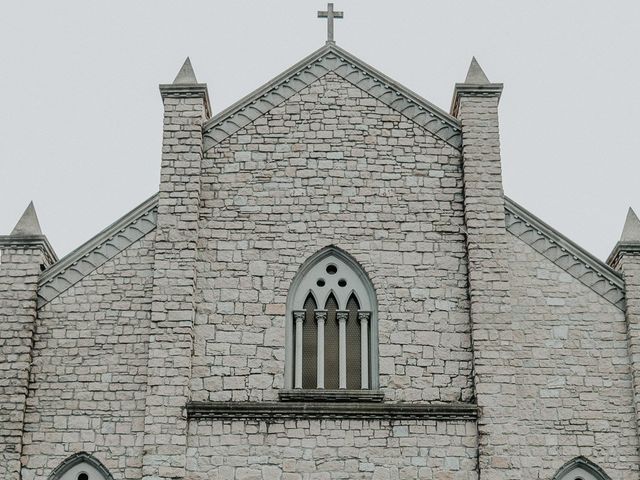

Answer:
[1,1,639,260]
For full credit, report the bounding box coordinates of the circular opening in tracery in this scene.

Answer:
[338,279,347,287]
[78,474,89,480]
[326,264,337,275]
[316,279,326,287]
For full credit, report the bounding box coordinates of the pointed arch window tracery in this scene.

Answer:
[286,247,377,390]
[552,457,612,480]
[47,452,114,480]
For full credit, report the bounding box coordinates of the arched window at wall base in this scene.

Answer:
[284,246,379,391]
[552,457,612,480]
[47,452,114,480]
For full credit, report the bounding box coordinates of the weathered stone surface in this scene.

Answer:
[497,235,638,478]
[185,419,478,479]
[1,46,638,480]
[0,246,52,480]
[20,234,154,480]
[194,73,473,407]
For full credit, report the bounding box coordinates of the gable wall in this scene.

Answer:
[21,233,155,480]
[188,72,476,478]
[480,234,638,478]
[194,72,471,404]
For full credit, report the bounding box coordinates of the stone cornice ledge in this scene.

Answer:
[186,401,478,421]
[159,83,211,119]
[0,234,58,264]
[607,241,640,269]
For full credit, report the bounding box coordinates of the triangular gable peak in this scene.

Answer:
[37,194,158,308]
[203,44,462,152]
[505,197,625,310]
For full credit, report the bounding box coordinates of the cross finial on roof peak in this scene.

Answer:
[318,3,343,44]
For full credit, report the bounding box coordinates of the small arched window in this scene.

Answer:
[48,452,114,480]
[285,247,378,390]
[552,457,612,480]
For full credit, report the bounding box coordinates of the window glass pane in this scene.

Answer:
[301,294,317,389]
[324,293,340,389]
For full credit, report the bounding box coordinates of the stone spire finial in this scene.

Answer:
[620,207,640,243]
[451,56,502,116]
[464,57,490,84]
[10,201,43,236]
[173,57,198,84]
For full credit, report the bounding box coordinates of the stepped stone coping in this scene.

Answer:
[202,43,462,152]
[187,401,478,421]
[36,194,159,308]
[505,196,625,310]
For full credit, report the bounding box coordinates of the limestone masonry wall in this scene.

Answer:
[193,73,473,404]
[186,419,477,480]
[3,55,639,480]
[21,234,154,480]
[0,247,47,480]
[493,234,639,478]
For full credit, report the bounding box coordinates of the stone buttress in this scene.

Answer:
[0,203,56,480]
[608,208,640,449]
[451,59,513,477]
[141,58,211,480]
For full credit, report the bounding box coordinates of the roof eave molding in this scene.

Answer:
[505,196,625,310]
[37,193,159,308]
[202,43,462,152]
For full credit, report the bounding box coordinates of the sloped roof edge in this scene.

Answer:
[37,193,159,308]
[34,192,623,310]
[202,43,462,151]
[505,196,625,310]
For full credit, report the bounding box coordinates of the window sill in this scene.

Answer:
[278,389,384,402]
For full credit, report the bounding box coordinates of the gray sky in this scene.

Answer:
[1,1,639,260]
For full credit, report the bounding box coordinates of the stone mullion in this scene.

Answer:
[358,311,370,389]
[336,311,348,389]
[315,310,327,389]
[142,86,207,480]
[293,311,305,389]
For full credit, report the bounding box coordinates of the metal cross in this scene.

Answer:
[317,3,343,44]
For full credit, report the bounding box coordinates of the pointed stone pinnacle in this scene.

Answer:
[11,201,43,236]
[464,57,490,84]
[620,207,640,242]
[173,57,198,84]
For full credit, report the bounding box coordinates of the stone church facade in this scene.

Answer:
[1,38,640,480]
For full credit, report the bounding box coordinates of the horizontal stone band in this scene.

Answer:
[186,401,478,420]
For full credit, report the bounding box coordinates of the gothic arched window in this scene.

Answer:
[285,247,377,390]
[552,457,612,480]
[47,452,114,480]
